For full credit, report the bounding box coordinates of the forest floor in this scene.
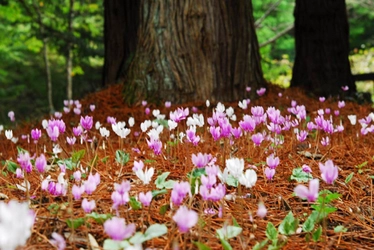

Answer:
[1,83,374,250]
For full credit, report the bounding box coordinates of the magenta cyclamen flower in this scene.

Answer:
[191,152,211,168]
[239,115,256,132]
[51,232,66,250]
[266,154,280,169]
[319,160,338,184]
[31,128,42,142]
[173,206,198,233]
[294,179,319,202]
[104,217,136,241]
[170,107,189,123]
[252,133,264,146]
[72,184,85,200]
[171,181,191,206]
[35,154,47,173]
[80,115,93,130]
[256,87,266,96]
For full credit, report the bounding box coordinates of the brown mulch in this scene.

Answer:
[1,83,374,249]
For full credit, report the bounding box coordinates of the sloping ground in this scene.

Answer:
[1,83,374,249]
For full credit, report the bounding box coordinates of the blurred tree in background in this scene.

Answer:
[0,0,373,124]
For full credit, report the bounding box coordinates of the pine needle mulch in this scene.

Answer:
[1,83,374,250]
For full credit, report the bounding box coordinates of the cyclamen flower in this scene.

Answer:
[104,217,136,241]
[225,158,244,179]
[72,184,85,200]
[147,137,162,155]
[31,128,42,142]
[296,130,308,142]
[50,232,66,250]
[5,130,13,140]
[264,167,275,180]
[319,160,338,184]
[239,115,256,132]
[302,164,312,173]
[170,107,189,123]
[35,154,47,173]
[257,202,267,218]
[82,198,96,213]
[0,200,35,250]
[80,115,93,130]
[252,133,264,146]
[256,88,266,96]
[17,151,33,173]
[139,191,152,207]
[239,169,257,188]
[266,154,280,169]
[199,183,226,202]
[171,181,191,206]
[173,206,198,233]
[134,166,154,185]
[294,179,319,202]
[186,126,200,145]
[8,111,15,122]
[191,152,211,168]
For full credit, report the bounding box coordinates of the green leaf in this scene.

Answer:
[334,225,348,233]
[85,212,112,224]
[143,223,167,241]
[290,167,313,183]
[345,172,354,184]
[159,204,170,215]
[101,156,109,163]
[278,211,297,235]
[16,146,27,154]
[302,214,316,232]
[72,149,85,163]
[193,241,211,250]
[317,190,341,204]
[190,168,207,178]
[103,239,131,250]
[312,225,322,242]
[252,239,268,250]
[115,150,129,165]
[57,158,74,170]
[232,216,240,227]
[266,222,278,241]
[226,175,238,187]
[219,238,232,250]
[66,218,85,229]
[155,172,175,189]
[6,160,19,173]
[129,197,142,210]
[216,226,242,240]
[151,189,168,198]
[153,119,169,128]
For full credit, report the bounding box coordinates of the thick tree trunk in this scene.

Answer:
[291,0,356,97]
[122,0,265,104]
[102,0,140,86]
[66,0,74,100]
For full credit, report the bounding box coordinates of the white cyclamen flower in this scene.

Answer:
[347,115,357,125]
[239,169,257,188]
[135,167,154,185]
[226,158,244,179]
[100,127,110,138]
[5,130,13,140]
[0,200,35,250]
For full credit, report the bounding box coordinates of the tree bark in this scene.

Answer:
[66,0,74,100]
[103,0,140,86]
[291,0,356,97]
[120,0,265,104]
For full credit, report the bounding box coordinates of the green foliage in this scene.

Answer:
[278,211,298,235]
[155,172,175,189]
[115,150,130,165]
[290,167,312,183]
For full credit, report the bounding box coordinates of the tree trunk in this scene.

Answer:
[291,0,356,97]
[66,0,74,100]
[102,0,140,86]
[120,0,265,104]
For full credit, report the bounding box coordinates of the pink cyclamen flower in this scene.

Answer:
[302,164,312,173]
[104,217,136,241]
[171,181,191,206]
[257,202,267,218]
[173,206,198,233]
[191,153,211,168]
[31,128,42,142]
[80,115,93,131]
[90,104,95,112]
[17,151,33,173]
[256,88,266,96]
[319,160,338,184]
[35,154,47,173]
[341,85,349,91]
[51,232,66,250]
[294,179,319,202]
[72,184,85,200]
[319,97,325,102]
[170,107,189,123]
[82,198,96,213]
[165,101,171,108]
[139,191,153,207]
[252,133,264,146]
[8,111,15,122]
[266,154,280,169]
[264,167,275,180]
